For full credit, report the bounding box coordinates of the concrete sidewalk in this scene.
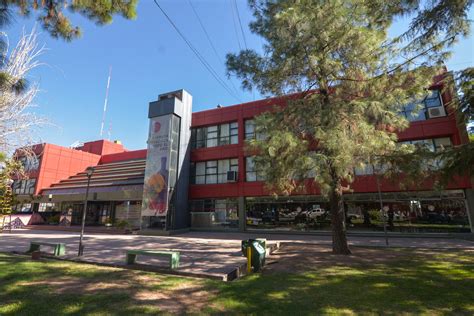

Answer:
[0,230,472,280]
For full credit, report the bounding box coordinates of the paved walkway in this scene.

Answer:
[0,230,472,279]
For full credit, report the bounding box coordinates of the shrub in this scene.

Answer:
[48,214,60,224]
[116,220,130,229]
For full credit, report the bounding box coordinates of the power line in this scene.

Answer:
[187,0,222,64]
[187,0,241,97]
[233,0,248,50]
[153,0,242,102]
[229,0,242,51]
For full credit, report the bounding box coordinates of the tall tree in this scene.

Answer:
[0,28,44,157]
[226,0,454,254]
[0,0,138,41]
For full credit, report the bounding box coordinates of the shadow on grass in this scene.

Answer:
[204,248,474,315]
[1,248,473,315]
[0,253,208,315]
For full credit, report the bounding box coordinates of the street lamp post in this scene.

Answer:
[78,167,94,256]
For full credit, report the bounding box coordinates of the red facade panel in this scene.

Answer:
[35,144,101,195]
[100,149,147,164]
[188,83,471,200]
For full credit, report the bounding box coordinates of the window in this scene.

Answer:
[246,156,265,181]
[17,156,40,172]
[190,158,239,184]
[245,119,266,140]
[245,120,256,139]
[191,122,238,149]
[38,203,57,212]
[400,90,445,122]
[354,164,374,176]
[190,199,238,228]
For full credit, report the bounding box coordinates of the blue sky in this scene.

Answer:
[4,1,474,150]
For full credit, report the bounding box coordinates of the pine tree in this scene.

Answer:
[226,0,454,254]
[0,0,138,41]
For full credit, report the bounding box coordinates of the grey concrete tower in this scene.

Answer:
[141,89,192,230]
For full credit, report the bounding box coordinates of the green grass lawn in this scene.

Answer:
[1,247,473,315]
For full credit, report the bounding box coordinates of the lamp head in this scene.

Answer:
[86,166,95,177]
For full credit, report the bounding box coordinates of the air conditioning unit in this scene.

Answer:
[226,171,238,182]
[427,106,446,119]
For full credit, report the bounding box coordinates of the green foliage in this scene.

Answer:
[0,155,23,215]
[48,214,60,224]
[1,249,473,314]
[115,219,130,229]
[456,67,473,121]
[228,0,438,196]
[226,0,472,253]
[0,0,138,41]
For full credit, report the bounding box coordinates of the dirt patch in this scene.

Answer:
[263,243,460,274]
[19,270,214,314]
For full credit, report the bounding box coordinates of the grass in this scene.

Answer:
[1,248,473,315]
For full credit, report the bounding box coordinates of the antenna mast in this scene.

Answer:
[100,66,112,137]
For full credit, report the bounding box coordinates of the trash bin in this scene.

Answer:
[241,238,266,255]
[241,239,266,272]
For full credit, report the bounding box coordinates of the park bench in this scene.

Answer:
[126,250,180,269]
[27,241,66,256]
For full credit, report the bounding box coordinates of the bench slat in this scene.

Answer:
[28,241,66,256]
[126,249,180,269]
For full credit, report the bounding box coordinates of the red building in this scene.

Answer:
[12,85,474,234]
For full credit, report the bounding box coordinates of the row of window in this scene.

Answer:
[190,158,239,184]
[191,122,238,149]
[399,90,445,122]
[191,137,453,183]
[12,179,36,195]
[354,137,453,175]
[191,90,446,149]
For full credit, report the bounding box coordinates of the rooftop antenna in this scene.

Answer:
[107,121,112,141]
[100,66,112,138]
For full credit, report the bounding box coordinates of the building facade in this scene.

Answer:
[13,85,474,234]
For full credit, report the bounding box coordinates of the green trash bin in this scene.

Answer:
[242,239,266,272]
[241,238,266,256]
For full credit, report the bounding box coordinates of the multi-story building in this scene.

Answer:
[12,81,474,234]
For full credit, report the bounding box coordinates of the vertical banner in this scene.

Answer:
[142,115,172,216]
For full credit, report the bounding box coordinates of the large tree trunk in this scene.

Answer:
[329,181,351,255]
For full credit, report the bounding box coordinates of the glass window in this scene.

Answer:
[245,120,256,139]
[400,90,445,121]
[191,122,239,149]
[26,179,36,194]
[230,122,239,144]
[219,124,230,146]
[412,139,435,152]
[190,158,239,184]
[434,137,452,151]
[190,198,239,228]
[424,90,442,108]
[195,162,206,184]
[12,180,22,194]
[354,164,374,176]
[218,160,230,183]
[246,156,265,181]
[206,126,218,147]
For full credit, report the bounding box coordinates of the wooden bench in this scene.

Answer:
[27,242,66,256]
[126,250,180,269]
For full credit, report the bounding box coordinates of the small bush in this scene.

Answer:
[368,210,382,221]
[48,214,60,224]
[116,220,130,229]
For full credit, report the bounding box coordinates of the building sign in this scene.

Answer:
[142,114,173,216]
